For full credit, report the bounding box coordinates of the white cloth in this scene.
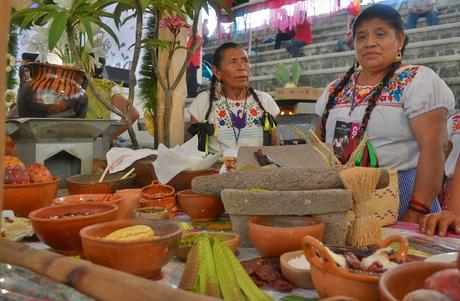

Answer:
[315,65,455,171]
[446,114,460,179]
[106,147,157,173]
[188,90,280,153]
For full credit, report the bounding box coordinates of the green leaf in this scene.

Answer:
[140,0,150,10]
[48,11,69,51]
[98,20,120,47]
[143,38,171,50]
[274,63,290,87]
[80,18,94,46]
[291,60,301,86]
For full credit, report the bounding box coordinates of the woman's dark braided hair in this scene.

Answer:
[205,42,268,121]
[320,4,409,141]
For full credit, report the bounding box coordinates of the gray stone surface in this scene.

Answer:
[237,144,328,170]
[221,189,352,215]
[315,212,349,245]
[192,168,344,196]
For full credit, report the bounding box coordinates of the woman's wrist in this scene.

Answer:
[408,198,431,215]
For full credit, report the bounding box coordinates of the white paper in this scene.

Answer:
[106,147,158,173]
[153,136,221,184]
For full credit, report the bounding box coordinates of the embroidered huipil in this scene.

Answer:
[316,65,455,171]
[188,90,280,153]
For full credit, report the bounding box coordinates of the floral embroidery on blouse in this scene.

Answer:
[327,66,420,108]
[213,96,264,130]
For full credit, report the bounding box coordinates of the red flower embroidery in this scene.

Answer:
[219,110,226,118]
[250,108,258,116]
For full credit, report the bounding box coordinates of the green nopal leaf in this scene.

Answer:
[48,11,68,51]
[274,63,290,87]
[291,60,301,86]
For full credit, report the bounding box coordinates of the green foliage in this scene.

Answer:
[7,24,18,90]
[274,60,301,87]
[138,14,158,115]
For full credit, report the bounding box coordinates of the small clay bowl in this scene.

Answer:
[177,189,225,222]
[303,235,409,301]
[29,203,118,255]
[80,219,182,278]
[66,172,136,195]
[142,180,175,200]
[52,194,123,207]
[248,216,325,257]
[176,231,240,261]
[135,207,169,220]
[280,250,314,289]
[379,261,456,301]
[3,177,60,217]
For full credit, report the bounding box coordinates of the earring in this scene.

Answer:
[394,49,402,62]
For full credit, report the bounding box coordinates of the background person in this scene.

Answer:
[314,4,455,222]
[286,19,312,58]
[406,0,438,29]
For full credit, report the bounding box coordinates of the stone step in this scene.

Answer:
[249,22,460,63]
[250,56,460,105]
[251,37,460,77]
[205,0,459,50]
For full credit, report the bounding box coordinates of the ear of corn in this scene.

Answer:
[178,237,201,291]
[197,237,220,298]
[105,225,155,241]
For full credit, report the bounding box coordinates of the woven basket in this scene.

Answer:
[369,169,400,226]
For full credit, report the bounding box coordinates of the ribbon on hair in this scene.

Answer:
[262,112,277,132]
[187,122,215,153]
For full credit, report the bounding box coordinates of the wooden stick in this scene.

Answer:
[98,166,110,182]
[120,167,135,180]
[0,239,218,301]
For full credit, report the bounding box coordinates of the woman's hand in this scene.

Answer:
[401,209,424,223]
[419,211,460,236]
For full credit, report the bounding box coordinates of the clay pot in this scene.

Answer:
[29,203,118,255]
[52,194,123,207]
[177,189,224,222]
[114,189,142,220]
[248,216,325,257]
[66,172,136,195]
[141,181,176,218]
[280,250,314,289]
[17,62,88,118]
[133,156,217,190]
[379,261,456,301]
[3,176,60,217]
[303,235,409,301]
[135,207,169,220]
[176,231,240,261]
[80,219,182,278]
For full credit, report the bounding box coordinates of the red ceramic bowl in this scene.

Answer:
[80,219,182,278]
[29,203,118,255]
[248,216,325,257]
[142,180,175,200]
[52,194,123,207]
[177,189,224,222]
[3,176,60,217]
[66,172,136,195]
[379,262,456,301]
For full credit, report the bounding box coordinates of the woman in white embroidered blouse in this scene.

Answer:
[188,42,280,154]
[314,4,455,222]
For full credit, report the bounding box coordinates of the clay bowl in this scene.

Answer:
[248,216,325,257]
[52,194,123,207]
[135,207,169,220]
[141,180,175,200]
[280,250,314,289]
[176,231,240,261]
[3,177,60,217]
[114,188,142,219]
[177,189,225,222]
[66,172,136,195]
[379,261,456,301]
[303,235,409,301]
[29,203,118,255]
[80,218,182,278]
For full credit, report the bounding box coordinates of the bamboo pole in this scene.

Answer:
[0,239,218,301]
[0,0,11,226]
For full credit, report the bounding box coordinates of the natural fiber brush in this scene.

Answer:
[340,167,382,247]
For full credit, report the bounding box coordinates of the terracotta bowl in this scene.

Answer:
[66,172,136,195]
[114,189,143,220]
[379,261,456,301]
[142,180,175,200]
[177,189,225,222]
[176,231,240,261]
[135,207,169,220]
[80,219,182,278]
[3,177,60,217]
[302,235,409,301]
[52,194,123,207]
[280,250,314,289]
[28,203,118,255]
[248,216,325,257]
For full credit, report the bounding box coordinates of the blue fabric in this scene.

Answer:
[397,168,442,219]
[406,11,438,29]
[286,40,306,57]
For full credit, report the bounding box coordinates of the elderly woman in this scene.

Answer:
[315,4,455,222]
[188,42,280,153]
